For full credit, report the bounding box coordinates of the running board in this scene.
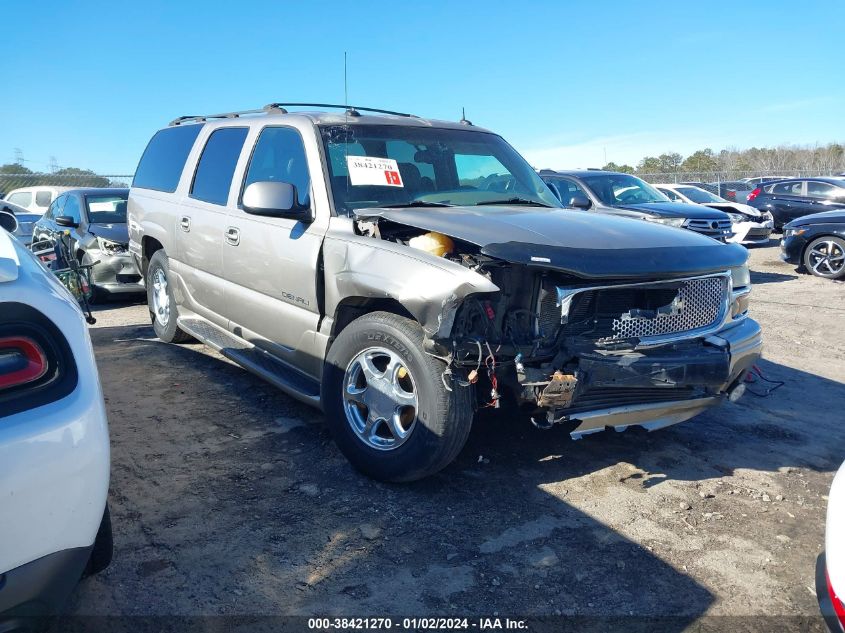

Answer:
[178,317,321,406]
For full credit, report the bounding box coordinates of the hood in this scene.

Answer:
[785,209,845,227]
[616,201,730,220]
[356,205,747,280]
[88,222,129,243]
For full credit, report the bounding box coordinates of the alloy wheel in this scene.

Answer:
[342,347,418,451]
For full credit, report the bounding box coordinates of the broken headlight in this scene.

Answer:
[96,236,128,255]
[727,212,746,223]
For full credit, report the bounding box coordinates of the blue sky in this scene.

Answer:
[2,0,844,174]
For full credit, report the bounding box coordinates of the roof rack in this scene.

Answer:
[169,103,416,126]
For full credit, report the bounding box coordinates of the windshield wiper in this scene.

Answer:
[476,197,553,207]
[372,201,456,209]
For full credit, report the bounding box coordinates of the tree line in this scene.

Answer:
[602,142,845,176]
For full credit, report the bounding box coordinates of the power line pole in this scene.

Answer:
[13,148,23,165]
[48,156,58,173]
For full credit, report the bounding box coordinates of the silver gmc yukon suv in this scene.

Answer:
[128,103,762,482]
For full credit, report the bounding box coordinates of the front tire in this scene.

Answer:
[322,311,473,482]
[803,236,845,280]
[146,250,192,342]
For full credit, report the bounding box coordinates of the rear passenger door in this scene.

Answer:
[221,124,327,375]
[176,126,249,325]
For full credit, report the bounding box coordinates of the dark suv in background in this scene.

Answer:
[540,170,732,240]
[747,178,845,229]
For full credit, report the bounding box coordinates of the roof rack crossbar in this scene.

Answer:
[169,103,417,127]
[169,108,267,126]
[263,103,416,117]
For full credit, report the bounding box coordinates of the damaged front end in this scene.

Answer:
[351,208,763,438]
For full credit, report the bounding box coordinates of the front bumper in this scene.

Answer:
[780,234,807,265]
[88,250,144,294]
[729,220,774,245]
[567,317,763,438]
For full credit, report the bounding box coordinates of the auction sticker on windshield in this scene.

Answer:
[345,156,404,187]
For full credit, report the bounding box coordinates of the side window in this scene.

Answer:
[806,181,837,198]
[242,127,311,207]
[35,191,52,208]
[7,192,31,207]
[133,124,203,193]
[45,195,65,220]
[772,181,803,195]
[190,127,249,205]
[554,178,589,202]
[659,188,681,201]
[62,195,81,224]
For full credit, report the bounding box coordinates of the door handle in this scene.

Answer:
[180,216,191,232]
[225,227,240,246]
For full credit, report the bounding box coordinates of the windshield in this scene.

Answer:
[85,194,127,223]
[319,124,560,215]
[676,186,725,204]
[581,174,669,206]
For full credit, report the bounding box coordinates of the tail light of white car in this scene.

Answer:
[0,303,78,419]
[823,568,845,632]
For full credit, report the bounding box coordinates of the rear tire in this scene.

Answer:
[803,236,845,280]
[146,250,192,342]
[322,311,473,482]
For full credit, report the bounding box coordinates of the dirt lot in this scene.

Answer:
[64,241,844,631]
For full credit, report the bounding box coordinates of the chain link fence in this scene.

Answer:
[637,169,842,185]
[1,172,133,198]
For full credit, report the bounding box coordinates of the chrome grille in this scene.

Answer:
[607,276,727,341]
[537,275,729,344]
[685,218,732,237]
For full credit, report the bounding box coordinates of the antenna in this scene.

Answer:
[460,107,473,126]
[344,51,348,106]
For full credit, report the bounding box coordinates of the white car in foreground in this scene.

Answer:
[0,213,111,629]
[656,183,774,245]
[818,461,845,633]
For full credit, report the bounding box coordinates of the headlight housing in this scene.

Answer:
[644,216,685,228]
[96,236,128,255]
[783,227,808,238]
[727,213,746,223]
[730,264,751,289]
[730,264,751,319]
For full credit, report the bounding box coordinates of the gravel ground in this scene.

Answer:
[64,240,844,631]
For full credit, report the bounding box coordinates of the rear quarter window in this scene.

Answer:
[133,125,203,193]
[35,191,52,207]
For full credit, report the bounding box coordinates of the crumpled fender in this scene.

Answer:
[322,231,499,339]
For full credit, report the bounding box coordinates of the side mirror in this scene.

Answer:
[0,211,17,233]
[56,215,79,228]
[242,181,313,222]
[568,194,592,210]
